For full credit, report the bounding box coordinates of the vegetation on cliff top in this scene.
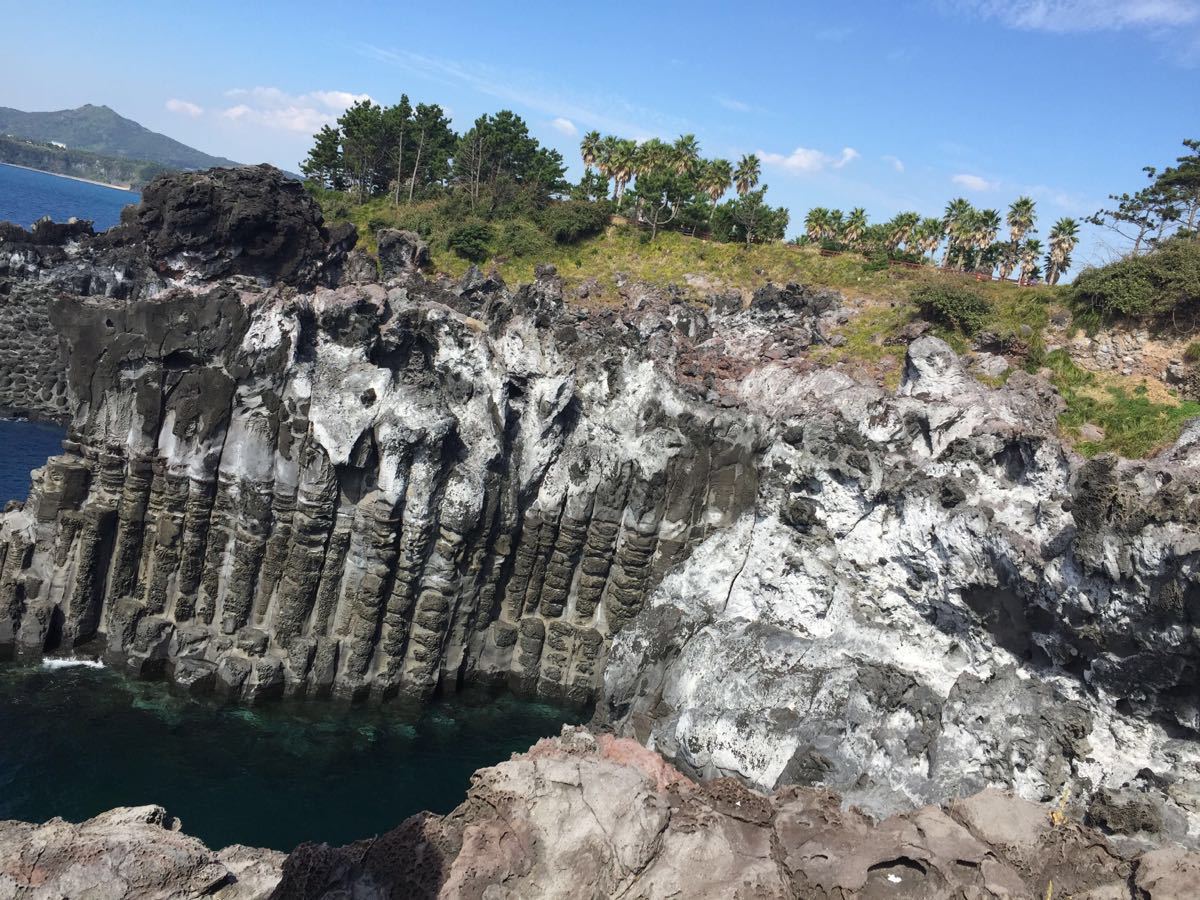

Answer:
[305,106,1200,460]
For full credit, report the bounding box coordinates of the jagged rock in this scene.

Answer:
[0,805,283,898]
[131,164,341,284]
[376,228,429,279]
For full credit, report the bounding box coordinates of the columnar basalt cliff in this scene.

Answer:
[6,166,1200,859]
[0,166,755,705]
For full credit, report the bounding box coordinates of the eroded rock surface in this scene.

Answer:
[273,729,1200,898]
[0,805,283,899]
[19,734,1194,898]
[603,335,1200,846]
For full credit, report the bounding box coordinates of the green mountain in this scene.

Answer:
[0,104,240,170]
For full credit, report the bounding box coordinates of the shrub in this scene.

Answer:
[447,222,493,262]
[538,200,609,244]
[912,283,991,335]
[1070,238,1200,321]
[1186,341,1200,363]
[495,219,549,258]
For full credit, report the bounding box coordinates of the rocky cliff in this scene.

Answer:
[5,166,1200,864]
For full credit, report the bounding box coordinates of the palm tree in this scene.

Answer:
[596,134,618,198]
[942,198,974,268]
[913,217,943,259]
[580,131,602,171]
[701,159,732,221]
[805,208,829,242]
[734,154,761,196]
[995,241,1020,282]
[844,207,868,248]
[610,138,637,206]
[673,134,701,176]
[1019,238,1042,285]
[1007,196,1036,244]
[827,209,845,243]
[886,212,920,252]
[1045,217,1080,285]
[971,209,1001,273]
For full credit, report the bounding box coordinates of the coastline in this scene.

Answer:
[0,161,135,192]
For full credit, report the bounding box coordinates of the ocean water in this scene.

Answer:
[0,662,582,851]
[0,425,582,851]
[0,162,139,230]
[0,418,65,504]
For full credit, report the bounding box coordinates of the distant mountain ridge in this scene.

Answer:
[0,104,239,170]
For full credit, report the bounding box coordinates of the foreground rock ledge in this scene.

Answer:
[2,729,1197,899]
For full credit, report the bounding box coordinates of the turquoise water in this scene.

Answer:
[0,418,65,504]
[0,661,582,851]
[0,420,582,851]
[0,163,139,229]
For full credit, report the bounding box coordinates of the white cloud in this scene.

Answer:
[944,0,1199,32]
[220,87,372,133]
[759,145,859,174]
[165,98,203,118]
[550,116,578,136]
[883,154,905,173]
[951,173,997,191]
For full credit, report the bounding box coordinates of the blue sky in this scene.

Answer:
[4,0,1198,274]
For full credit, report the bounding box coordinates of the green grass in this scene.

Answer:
[1043,350,1200,457]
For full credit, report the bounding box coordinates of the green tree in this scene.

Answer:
[338,99,387,202]
[672,134,701,176]
[726,187,787,245]
[454,110,565,212]
[734,154,761,196]
[301,124,345,190]
[1020,238,1043,285]
[995,241,1020,282]
[885,212,920,252]
[913,217,944,260]
[700,158,732,222]
[580,130,602,171]
[632,167,689,239]
[1045,217,1080,284]
[1007,196,1037,244]
[805,208,829,242]
[405,103,455,203]
[1157,139,1200,235]
[382,96,412,205]
[843,207,868,248]
[942,198,974,268]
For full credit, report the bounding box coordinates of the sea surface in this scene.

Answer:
[0,418,66,504]
[0,162,139,230]
[0,418,581,852]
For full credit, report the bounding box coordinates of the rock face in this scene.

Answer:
[6,166,1200,856]
[602,335,1200,845]
[0,805,283,899]
[273,729,1200,898]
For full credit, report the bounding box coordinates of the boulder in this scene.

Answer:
[377,228,429,279]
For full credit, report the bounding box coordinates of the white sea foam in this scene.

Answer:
[40,657,104,671]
